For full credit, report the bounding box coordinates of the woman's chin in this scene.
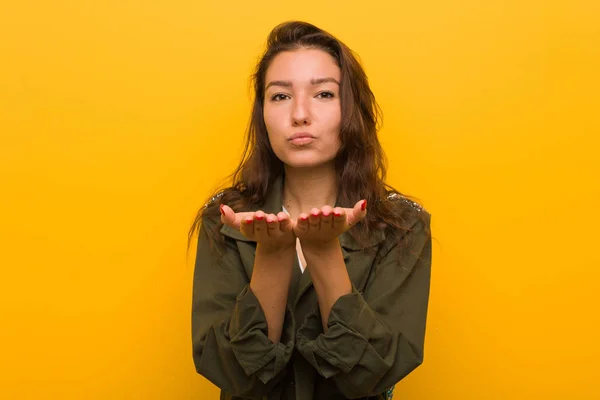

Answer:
[281,157,335,170]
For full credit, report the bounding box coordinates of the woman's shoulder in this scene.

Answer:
[198,190,228,229]
[374,192,431,262]
[203,191,226,210]
[385,192,427,212]
[383,191,430,223]
[378,190,431,247]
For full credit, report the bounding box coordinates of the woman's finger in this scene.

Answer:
[220,204,256,231]
[265,213,279,235]
[277,212,293,233]
[320,206,333,229]
[346,200,367,227]
[220,204,235,227]
[332,207,346,230]
[295,213,309,233]
[253,210,267,238]
[222,204,250,229]
[308,208,321,231]
[239,214,254,237]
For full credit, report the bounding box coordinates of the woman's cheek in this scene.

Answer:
[265,128,286,160]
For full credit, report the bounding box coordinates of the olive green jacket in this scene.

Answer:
[192,176,432,400]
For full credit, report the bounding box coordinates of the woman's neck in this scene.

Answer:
[282,164,337,219]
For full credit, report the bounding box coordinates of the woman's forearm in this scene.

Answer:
[302,239,352,332]
[250,245,296,343]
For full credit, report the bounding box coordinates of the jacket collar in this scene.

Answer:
[220,174,386,250]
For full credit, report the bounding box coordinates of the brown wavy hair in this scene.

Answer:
[188,20,429,252]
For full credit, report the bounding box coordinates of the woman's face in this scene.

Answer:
[263,48,342,169]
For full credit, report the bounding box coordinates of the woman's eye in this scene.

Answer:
[270,92,334,101]
[317,91,334,99]
[271,93,288,101]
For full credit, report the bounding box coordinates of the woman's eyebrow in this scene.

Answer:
[311,77,340,86]
[265,77,340,90]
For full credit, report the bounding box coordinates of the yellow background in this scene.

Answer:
[1,0,598,398]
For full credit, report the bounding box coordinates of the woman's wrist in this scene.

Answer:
[300,238,340,259]
[256,241,296,257]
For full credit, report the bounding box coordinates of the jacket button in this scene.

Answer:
[290,379,295,387]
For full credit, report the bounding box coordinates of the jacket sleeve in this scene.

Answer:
[296,213,432,399]
[191,216,295,397]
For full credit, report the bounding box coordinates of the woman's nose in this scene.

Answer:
[291,97,311,126]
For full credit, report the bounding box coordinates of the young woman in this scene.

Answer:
[190,20,432,400]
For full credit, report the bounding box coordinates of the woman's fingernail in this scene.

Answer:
[219,204,225,215]
[255,215,264,221]
[361,200,367,210]
[334,211,341,217]
[322,212,330,217]
[245,219,253,224]
[301,216,308,221]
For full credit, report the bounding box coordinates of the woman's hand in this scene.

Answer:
[219,204,296,254]
[293,200,367,249]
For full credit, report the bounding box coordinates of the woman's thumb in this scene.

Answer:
[220,204,238,228]
[347,200,367,226]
